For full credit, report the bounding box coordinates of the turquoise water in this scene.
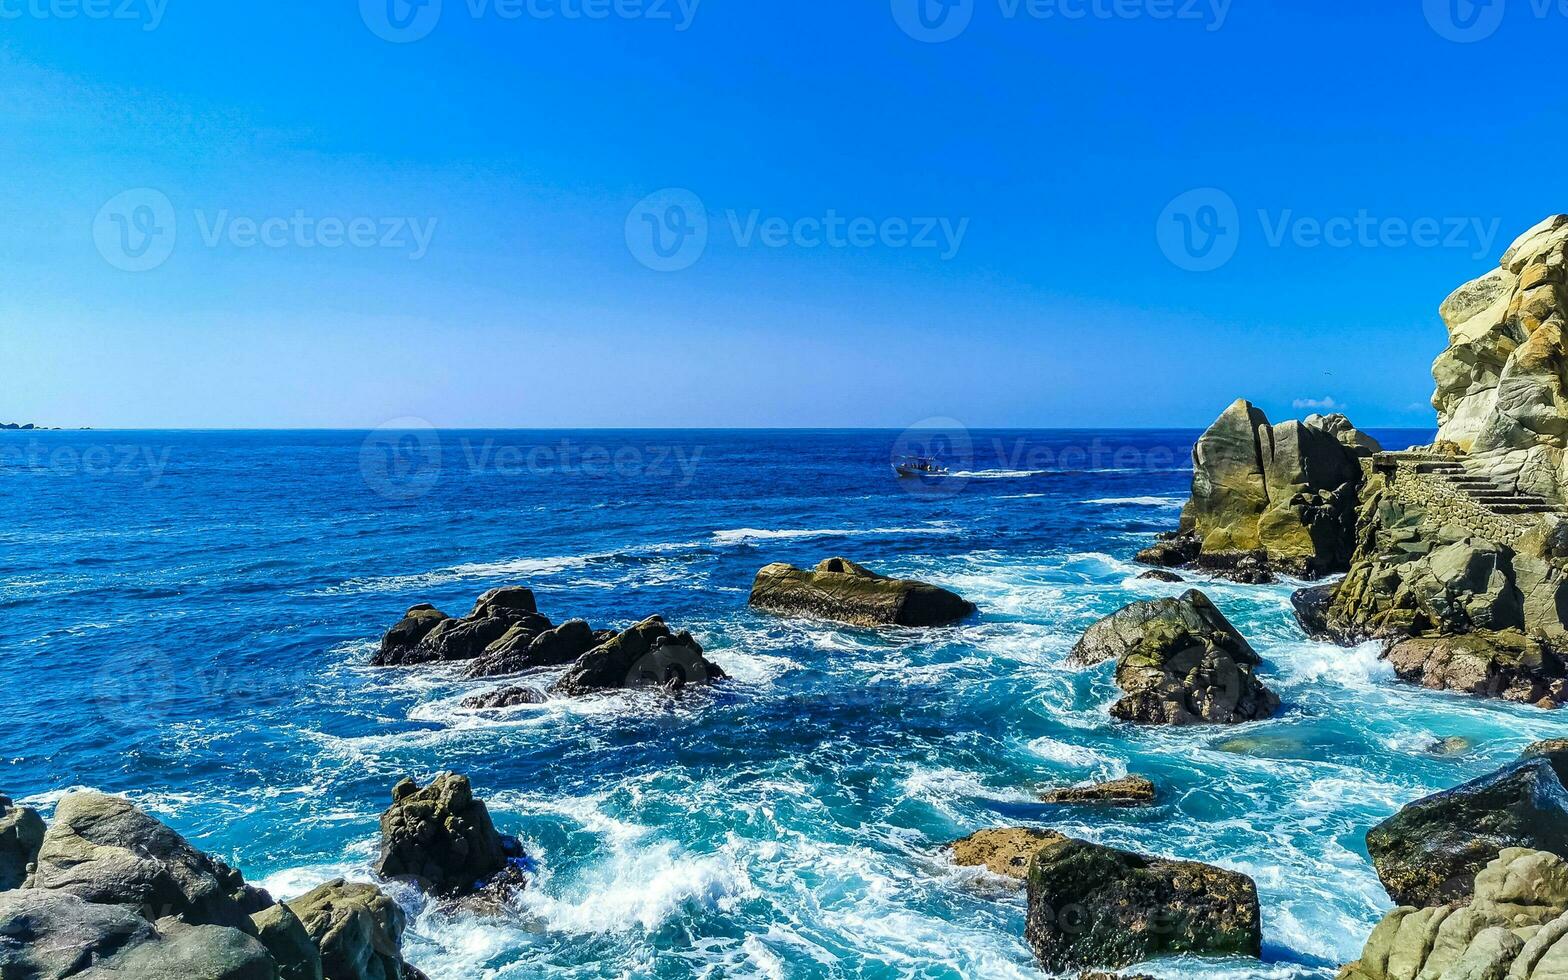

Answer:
[5,427,1562,978]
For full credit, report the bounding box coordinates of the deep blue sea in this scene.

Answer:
[7,427,1565,979]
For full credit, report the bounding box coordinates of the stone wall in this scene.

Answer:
[1373,458,1543,545]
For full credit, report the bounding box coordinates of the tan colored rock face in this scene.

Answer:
[1433,215,1568,464]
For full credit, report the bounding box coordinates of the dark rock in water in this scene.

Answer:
[549,616,727,696]
[1024,837,1262,973]
[1288,582,1360,642]
[1424,735,1474,757]
[464,619,598,679]
[1070,590,1255,668]
[25,791,271,933]
[374,773,519,897]
[287,879,421,980]
[250,902,324,980]
[1135,532,1200,569]
[949,827,1065,881]
[1039,776,1156,807]
[1383,631,1568,708]
[462,685,549,709]
[372,588,547,667]
[749,558,976,628]
[1136,569,1184,583]
[0,794,45,891]
[1522,739,1568,784]
[1137,533,1277,584]
[1071,591,1279,725]
[1366,755,1568,907]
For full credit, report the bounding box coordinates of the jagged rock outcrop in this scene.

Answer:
[949,828,1066,881]
[748,558,976,627]
[549,616,727,696]
[374,773,524,897]
[25,791,272,932]
[1339,848,1568,980]
[1024,837,1262,973]
[1366,742,1568,908]
[1038,776,1156,807]
[1384,632,1566,707]
[1072,591,1280,724]
[0,795,45,891]
[464,619,608,679]
[1139,400,1382,580]
[0,792,427,980]
[372,587,548,667]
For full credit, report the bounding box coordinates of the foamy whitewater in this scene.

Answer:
[7,427,1562,978]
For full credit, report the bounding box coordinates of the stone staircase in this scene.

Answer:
[1400,455,1562,516]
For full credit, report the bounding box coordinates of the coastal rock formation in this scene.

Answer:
[1339,848,1568,980]
[372,587,547,667]
[287,879,428,980]
[549,615,726,696]
[0,792,428,980]
[1384,632,1566,707]
[1138,400,1382,580]
[0,795,45,891]
[748,558,976,628]
[1039,776,1156,807]
[1072,591,1280,724]
[374,773,521,897]
[1366,743,1568,907]
[461,684,548,709]
[25,791,271,931]
[464,619,607,679]
[1024,837,1262,973]
[949,827,1066,880]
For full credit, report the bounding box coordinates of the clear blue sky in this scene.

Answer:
[1,0,1562,429]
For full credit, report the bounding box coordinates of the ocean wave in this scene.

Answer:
[1085,495,1187,507]
[519,840,754,933]
[710,524,958,545]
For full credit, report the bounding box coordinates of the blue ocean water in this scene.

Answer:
[5,427,1564,979]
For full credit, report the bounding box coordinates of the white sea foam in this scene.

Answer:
[710,524,958,545]
[519,841,753,933]
[1085,495,1187,507]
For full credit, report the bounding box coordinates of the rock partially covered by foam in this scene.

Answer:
[748,558,976,628]
[373,773,523,897]
[549,615,727,696]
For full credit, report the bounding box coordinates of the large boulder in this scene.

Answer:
[1023,837,1262,974]
[1072,591,1279,725]
[549,616,727,696]
[286,879,420,980]
[25,792,270,933]
[0,889,275,980]
[748,558,976,628]
[1366,753,1568,908]
[463,619,602,679]
[250,903,323,980]
[373,774,519,897]
[948,828,1065,881]
[1139,401,1380,580]
[0,795,45,891]
[371,588,547,667]
[1340,848,1568,980]
[1384,631,1567,707]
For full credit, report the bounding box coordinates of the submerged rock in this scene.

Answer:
[1072,590,1280,725]
[1340,848,1568,980]
[1367,752,1568,908]
[949,827,1065,881]
[1139,400,1380,581]
[1038,776,1156,807]
[25,791,271,932]
[374,774,521,897]
[549,616,726,696]
[1024,837,1262,973]
[461,685,548,709]
[1136,569,1185,583]
[0,794,45,891]
[748,558,976,628]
